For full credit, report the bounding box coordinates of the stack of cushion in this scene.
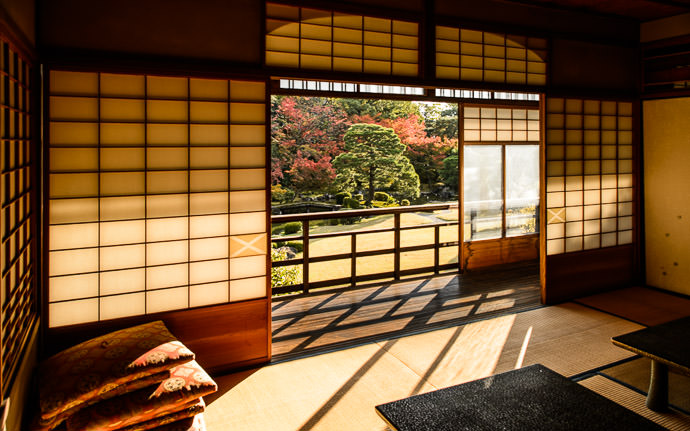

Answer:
[33,321,217,431]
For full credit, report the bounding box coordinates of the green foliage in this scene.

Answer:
[440,153,459,192]
[271,248,302,288]
[371,200,397,208]
[271,184,295,203]
[401,199,410,206]
[333,123,421,203]
[271,225,284,235]
[285,240,304,253]
[334,191,351,205]
[423,104,458,140]
[336,99,421,120]
[373,191,391,202]
[284,222,302,235]
[342,197,361,209]
[354,193,363,201]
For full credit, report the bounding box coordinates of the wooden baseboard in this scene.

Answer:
[463,235,539,270]
[43,299,271,375]
[543,245,635,304]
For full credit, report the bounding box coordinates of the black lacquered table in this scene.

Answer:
[375,364,664,431]
[612,315,690,411]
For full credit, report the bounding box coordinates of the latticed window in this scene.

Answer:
[265,2,419,77]
[436,26,547,86]
[0,38,36,396]
[545,98,634,255]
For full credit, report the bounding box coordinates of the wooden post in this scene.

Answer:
[351,234,357,288]
[302,219,309,294]
[434,225,440,274]
[394,213,401,280]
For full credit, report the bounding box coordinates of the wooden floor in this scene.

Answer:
[271,261,541,361]
[207,292,689,431]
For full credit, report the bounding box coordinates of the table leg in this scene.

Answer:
[647,360,668,412]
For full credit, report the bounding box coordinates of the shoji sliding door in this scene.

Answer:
[0,37,37,397]
[543,97,636,302]
[46,70,271,371]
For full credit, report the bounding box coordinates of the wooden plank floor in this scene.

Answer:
[272,261,542,361]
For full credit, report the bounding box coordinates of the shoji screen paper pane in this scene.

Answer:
[48,71,268,328]
[436,26,547,86]
[0,39,36,396]
[545,98,634,255]
[463,106,540,142]
[266,3,419,77]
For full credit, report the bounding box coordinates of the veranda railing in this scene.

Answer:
[271,203,460,295]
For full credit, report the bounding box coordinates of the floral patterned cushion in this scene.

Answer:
[38,320,194,422]
[31,371,171,431]
[66,361,217,431]
[115,399,204,431]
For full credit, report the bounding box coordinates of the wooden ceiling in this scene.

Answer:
[498,0,690,21]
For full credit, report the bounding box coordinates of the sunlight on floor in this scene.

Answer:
[206,302,643,431]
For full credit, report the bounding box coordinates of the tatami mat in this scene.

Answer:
[205,302,646,431]
[600,357,690,413]
[378,302,643,390]
[580,375,690,431]
[204,342,435,431]
[576,286,690,326]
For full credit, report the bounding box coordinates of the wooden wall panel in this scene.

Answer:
[436,0,637,42]
[0,0,35,46]
[643,98,690,296]
[543,244,634,304]
[38,0,262,64]
[550,39,637,93]
[44,299,270,375]
[463,235,539,270]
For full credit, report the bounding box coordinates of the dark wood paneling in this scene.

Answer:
[550,39,637,93]
[38,0,262,64]
[463,235,539,270]
[0,0,34,47]
[436,0,638,43]
[543,244,635,304]
[44,299,270,375]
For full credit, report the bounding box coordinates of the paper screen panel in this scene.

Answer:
[436,25,547,86]
[266,2,418,77]
[48,71,269,327]
[545,97,634,255]
[1,39,37,396]
[464,107,540,142]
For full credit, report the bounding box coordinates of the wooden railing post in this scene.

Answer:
[302,219,309,294]
[394,213,401,280]
[270,204,460,295]
[434,225,440,274]
[351,234,357,288]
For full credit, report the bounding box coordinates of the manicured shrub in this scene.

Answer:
[354,194,364,201]
[401,199,410,206]
[284,222,302,235]
[342,197,361,209]
[373,191,391,202]
[271,248,302,288]
[285,241,304,253]
[271,184,295,203]
[335,192,351,205]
